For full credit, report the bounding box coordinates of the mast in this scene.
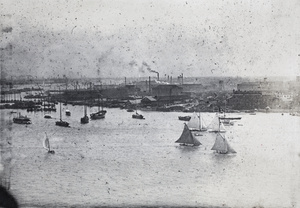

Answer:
[59,102,62,120]
[199,112,206,130]
[98,95,100,112]
[198,112,201,130]
[218,114,220,132]
[84,105,87,116]
[224,101,226,118]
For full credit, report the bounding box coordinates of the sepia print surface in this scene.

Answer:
[1,0,300,207]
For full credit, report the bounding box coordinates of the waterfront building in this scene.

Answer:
[152,85,183,97]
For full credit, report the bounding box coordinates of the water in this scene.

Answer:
[1,106,300,208]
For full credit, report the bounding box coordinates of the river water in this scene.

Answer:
[1,105,300,208]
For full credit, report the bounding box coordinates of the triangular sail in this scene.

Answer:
[187,112,199,130]
[219,122,226,132]
[211,133,236,154]
[211,133,227,152]
[207,114,226,132]
[207,114,220,132]
[176,123,201,146]
[43,133,50,151]
[224,138,236,153]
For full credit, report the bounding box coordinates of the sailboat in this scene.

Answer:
[55,102,70,127]
[43,133,55,154]
[175,123,201,146]
[13,112,31,124]
[207,114,226,133]
[132,110,145,119]
[187,112,207,131]
[211,133,236,154]
[90,96,106,120]
[81,105,89,124]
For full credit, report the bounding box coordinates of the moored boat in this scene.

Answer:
[55,102,69,127]
[56,120,69,127]
[44,114,52,119]
[65,109,71,116]
[13,113,31,124]
[90,112,105,120]
[221,119,234,126]
[219,117,242,120]
[132,111,144,119]
[178,116,191,121]
[81,115,89,124]
[81,105,89,124]
[90,97,106,120]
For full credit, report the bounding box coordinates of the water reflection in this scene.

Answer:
[176,145,200,153]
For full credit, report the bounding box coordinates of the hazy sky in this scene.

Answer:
[1,0,300,79]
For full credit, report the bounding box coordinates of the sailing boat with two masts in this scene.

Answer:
[43,132,55,154]
[81,105,89,124]
[55,102,70,127]
[211,133,236,154]
[187,112,207,132]
[175,123,201,146]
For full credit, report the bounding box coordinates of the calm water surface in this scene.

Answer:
[1,105,300,208]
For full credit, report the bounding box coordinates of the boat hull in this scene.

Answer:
[179,143,200,147]
[132,114,144,119]
[90,112,105,120]
[81,116,89,124]
[13,118,31,124]
[178,116,191,121]
[55,120,69,127]
[219,117,241,120]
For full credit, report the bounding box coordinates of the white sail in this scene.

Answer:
[225,139,236,154]
[199,113,207,131]
[43,133,50,151]
[207,114,226,132]
[211,133,227,152]
[187,112,199,131]
[219,122,226,132]
[211,133,236,154]
[175,123,201,146]
[187,112,207,131]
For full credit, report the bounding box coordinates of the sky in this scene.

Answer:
[1,0,300,79]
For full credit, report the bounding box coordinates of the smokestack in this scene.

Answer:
[125,77,126,86]
[157,73,159,81]
[181,73,183,85]
[170,76,172,84]
[167,75,169,82]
